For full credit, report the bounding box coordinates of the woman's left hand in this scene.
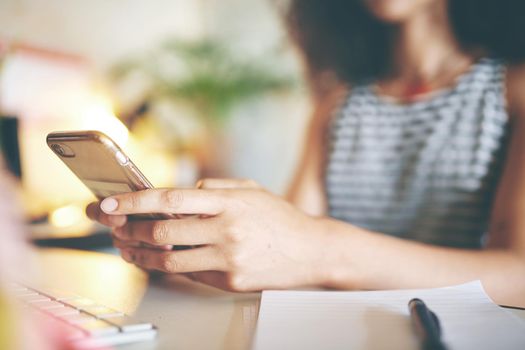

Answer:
[95,181,329,292]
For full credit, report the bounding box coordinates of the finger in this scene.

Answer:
[86,202,127,227]
[100,188,228,216]
[120,246,225,273]
[112,235,143,249]
[113,217,221,246]
[197,178,261,190]
[188,271,233,291]
[116,248,157,274]
[112,234,173,250]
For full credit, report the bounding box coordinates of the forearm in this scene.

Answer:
[314,217,525,306]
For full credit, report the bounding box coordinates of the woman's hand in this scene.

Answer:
[87,180,330,292]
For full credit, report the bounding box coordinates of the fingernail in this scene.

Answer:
[101,198,118,213]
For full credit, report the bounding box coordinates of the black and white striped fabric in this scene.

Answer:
[325,58,509,248]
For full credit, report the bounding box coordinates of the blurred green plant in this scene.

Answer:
[112,38,295,126]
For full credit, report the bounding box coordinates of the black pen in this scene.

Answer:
[408,298,448,350]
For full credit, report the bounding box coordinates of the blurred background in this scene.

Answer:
[0,0,310,243]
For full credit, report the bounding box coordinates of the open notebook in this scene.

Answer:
[253,281,525,350]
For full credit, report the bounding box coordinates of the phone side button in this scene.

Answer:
[115,151,129,165]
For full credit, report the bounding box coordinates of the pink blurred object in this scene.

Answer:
[0,157,112,350]
[0,159,28,282]
[0,38,90,121]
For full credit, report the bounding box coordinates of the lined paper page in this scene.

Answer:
[253,281,525,350]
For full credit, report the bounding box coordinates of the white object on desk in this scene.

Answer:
[253,281,525,350]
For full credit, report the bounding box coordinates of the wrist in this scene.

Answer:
[308,217,366,289]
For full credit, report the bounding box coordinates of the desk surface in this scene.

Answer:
[35,248,525,350]
[36,248,259,350]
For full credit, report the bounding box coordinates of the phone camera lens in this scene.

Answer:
[50,143,75,157]
[52,144,65,156]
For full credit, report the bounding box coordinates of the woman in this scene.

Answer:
[88,0,525,306]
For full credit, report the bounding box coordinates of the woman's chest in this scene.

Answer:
[325,91,509,244]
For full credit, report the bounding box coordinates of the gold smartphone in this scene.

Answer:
[47,130,171,220]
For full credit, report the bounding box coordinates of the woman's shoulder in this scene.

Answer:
[308,70,349,126]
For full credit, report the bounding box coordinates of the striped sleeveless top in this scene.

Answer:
[325,58,509,249]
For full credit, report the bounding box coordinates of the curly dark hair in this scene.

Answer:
[287,0,525,84]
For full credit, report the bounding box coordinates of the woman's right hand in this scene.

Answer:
[87,178,259,227]
[86,203,175,251]
[86,179,260,252]
[86,178,262,266]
